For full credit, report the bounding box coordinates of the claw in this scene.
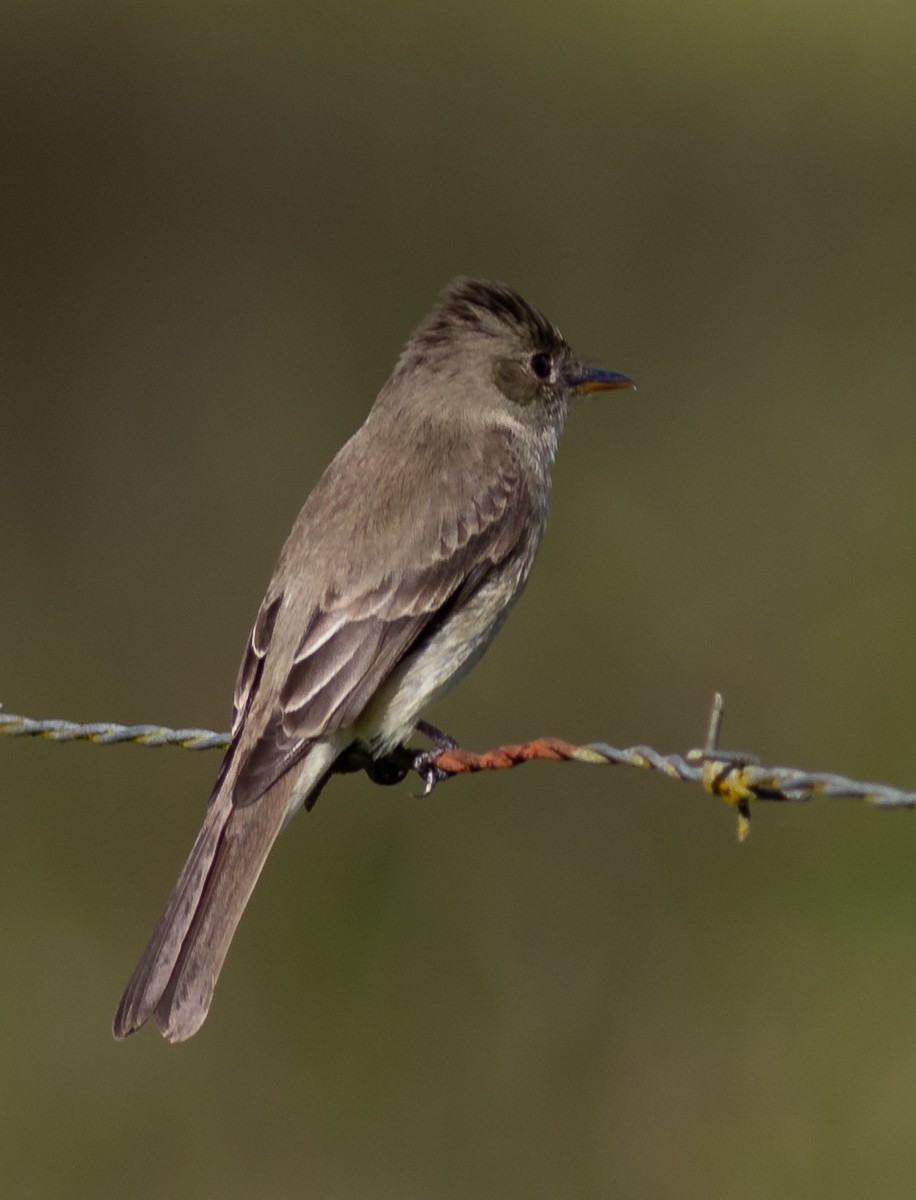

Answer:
[411,749,453,796]
[411,720,460,795]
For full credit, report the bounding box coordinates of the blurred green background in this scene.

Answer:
[3,1,916,1196]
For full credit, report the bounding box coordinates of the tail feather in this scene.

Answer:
[113,742,339,1042]
[112,791,232,1039]
[152,781,291,1041]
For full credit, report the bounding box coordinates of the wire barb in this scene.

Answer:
[3,696,915,835]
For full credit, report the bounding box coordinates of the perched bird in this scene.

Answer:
[113,278,634,1042]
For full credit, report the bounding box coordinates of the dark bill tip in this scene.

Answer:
[564,363,636,394]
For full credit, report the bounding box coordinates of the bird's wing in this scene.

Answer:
[229,456,532,808]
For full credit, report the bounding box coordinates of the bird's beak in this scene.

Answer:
[564,362,636,394]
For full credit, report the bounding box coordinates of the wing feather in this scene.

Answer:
[229,436,537,809]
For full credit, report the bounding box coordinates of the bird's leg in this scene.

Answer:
[415,719,458,746]
[411,719,460,796]
[340,721,459,794]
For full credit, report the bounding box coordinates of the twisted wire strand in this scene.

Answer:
[0,712,229,751]
[3,697,915,837]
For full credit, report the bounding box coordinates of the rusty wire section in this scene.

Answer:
[3,694,915,839]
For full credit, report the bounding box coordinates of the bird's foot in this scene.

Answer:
[365,752,411,787]
[344,721,460,795]
[338,743,412,786]
[412,720,459,796]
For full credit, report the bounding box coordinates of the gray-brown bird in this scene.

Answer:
[113,278,634,1041]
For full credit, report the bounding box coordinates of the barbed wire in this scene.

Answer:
[0,713,229,750]
[2,694,914,840]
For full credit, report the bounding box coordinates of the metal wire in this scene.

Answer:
[3,694,915,839]
[0,712,229,751]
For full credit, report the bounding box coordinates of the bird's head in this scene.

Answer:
[395,278,634,435]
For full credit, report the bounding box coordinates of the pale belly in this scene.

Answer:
[354,552,533,755]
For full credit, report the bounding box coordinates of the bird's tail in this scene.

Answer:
[113,746,334,1043]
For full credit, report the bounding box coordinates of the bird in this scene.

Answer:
[113,277,634,1041]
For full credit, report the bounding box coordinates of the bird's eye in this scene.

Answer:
[530,352,552,380]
